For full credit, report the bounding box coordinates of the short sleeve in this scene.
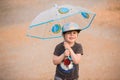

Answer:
[53,43,65,56]
[72,43,83,55]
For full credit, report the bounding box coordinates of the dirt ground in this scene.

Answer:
[0,0,120,80]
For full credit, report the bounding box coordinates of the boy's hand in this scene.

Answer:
[64,42,70,50]
[64,49,70,57]
[64,42,71,57]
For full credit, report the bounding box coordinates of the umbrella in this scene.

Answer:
[27,4,96,40]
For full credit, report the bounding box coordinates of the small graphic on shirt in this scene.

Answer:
[60,57,73,71]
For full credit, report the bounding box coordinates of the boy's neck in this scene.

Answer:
[67,42,75,47]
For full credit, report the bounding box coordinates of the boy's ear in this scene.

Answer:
[62,33,65,38]
[62,34,64,37]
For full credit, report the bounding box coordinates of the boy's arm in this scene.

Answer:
[69,48,81,64]
[64,42,81,64]
[53,53,65,65]
[53,48,70,65]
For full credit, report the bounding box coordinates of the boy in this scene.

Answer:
[53,22,83,80]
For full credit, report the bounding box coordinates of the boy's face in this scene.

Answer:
[63,30,79,43]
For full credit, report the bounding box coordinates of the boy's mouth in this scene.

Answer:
[69,37,75,40]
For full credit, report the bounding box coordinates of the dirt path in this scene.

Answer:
[0,0,120,80]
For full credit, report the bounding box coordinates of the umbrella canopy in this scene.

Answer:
[27,4,96,40]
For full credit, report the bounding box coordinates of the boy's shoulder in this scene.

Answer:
[56,42,64,47]
[55,42,64,49]
[75,42,82,46]
[56,42,82,47]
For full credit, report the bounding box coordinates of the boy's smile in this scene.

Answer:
[64,31,78,43]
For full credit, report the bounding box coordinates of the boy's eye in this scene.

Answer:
[73,32,77,34]
[72,31,78,34]
[66,32,71,34]
[66,31,78,34]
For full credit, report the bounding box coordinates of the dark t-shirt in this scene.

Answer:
[54,42,83,79]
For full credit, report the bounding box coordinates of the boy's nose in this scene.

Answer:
[70,32,74,36]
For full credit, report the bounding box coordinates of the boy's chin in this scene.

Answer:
[65,39,76,43]
[67,40,75,43]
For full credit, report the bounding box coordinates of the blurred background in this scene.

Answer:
[0,0,120,80]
